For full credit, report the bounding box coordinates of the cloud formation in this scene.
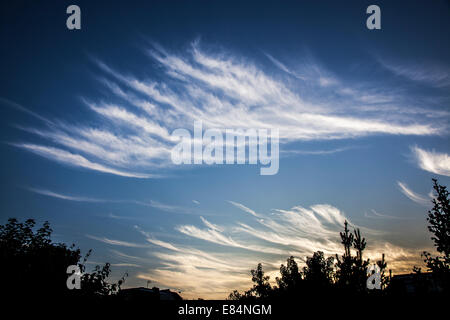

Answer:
[378,59,450,88]
[26,187,202,216]
[27,187,105,202]
[86,235,149,248]
[411,146,450,177]
[16,143,155,178]
[128,200,423,298]
[397,181,431,206]
[364,209,412,220]
[11,42,445,178]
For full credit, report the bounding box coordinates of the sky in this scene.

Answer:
[1,0,450,299]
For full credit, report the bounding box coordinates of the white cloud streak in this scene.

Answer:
[27,187,105,202]
[411,146,450,177]
[264,53,306,80]
[26,187,201,217]
[282,146,353,155]
[364,209,411,220]
[228,201,260,217]
[397,181,431,206]
[378,59,450,88]
[86,235,149,248]
[15,143,156,178]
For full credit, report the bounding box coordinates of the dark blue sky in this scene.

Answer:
[1,0,449,298]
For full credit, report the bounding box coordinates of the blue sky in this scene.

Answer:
[1,0,450,298]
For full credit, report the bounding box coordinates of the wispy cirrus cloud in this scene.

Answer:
[228,200,261,217]
[110,249,149,263]
[264,53,306,80]
[397,181,431,206]
[26,187,202,216]
[14,143,156,178]
[411,146,450,177]
[9,42,446,178]
[175,216,285,255]
[145,200,197,215]
[378,59,450,88]
[0,97,54,125]
[364,209,411,220]
[281,146,353,155]
[27,187,105,202]
[112,263,141,268]
[86,235,149,248]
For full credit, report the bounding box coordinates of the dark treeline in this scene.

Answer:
[0,218,127,303]
[227,222,389,301]
[228,178,449,300]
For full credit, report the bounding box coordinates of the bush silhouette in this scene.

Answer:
[0,218,125,301]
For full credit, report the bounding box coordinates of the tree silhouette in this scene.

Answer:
[80,262,128,297]
[276,256,302,292]
[249,263,272,298]
[422,179,450,291]
[376,253,390,290]
[227,289,244,300]
[335,220,355,289]
[335,220,370,292]
[227,263,273,300]
[303,251,334,288]
[0,218,126,301]
[352,228,369,292]
[0,218,81,299]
